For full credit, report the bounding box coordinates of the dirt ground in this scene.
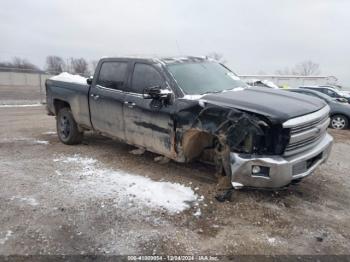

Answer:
[0,106,349,256]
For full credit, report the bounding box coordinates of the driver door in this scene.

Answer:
[123,62,174,157]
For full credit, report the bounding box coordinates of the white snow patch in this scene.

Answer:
[50,72,87,85]
[54,155,198,213]
[267,237,277,245]
[42,131,56,135]
[10,197,39,206]
[226,72,241,81]
[262,80,279,89]
[0,231,13,245]
[33,140,49,145]
[194,208,201,217]
[0,137,48,145]
[181,94,205,100]
[0,104,41,108]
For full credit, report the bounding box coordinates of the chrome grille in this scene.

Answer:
[283,106,330,156]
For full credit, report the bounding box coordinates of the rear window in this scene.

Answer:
[97,62,128,90]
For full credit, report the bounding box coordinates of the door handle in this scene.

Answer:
[124,101,136,108]
[91,94,100,100]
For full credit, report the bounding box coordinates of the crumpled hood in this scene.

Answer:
[201,87,327,124]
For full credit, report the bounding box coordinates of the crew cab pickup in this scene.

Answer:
[46,56,333,190]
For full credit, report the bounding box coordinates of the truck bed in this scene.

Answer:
[46,79,92,129]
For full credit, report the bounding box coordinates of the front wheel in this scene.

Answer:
[57,108,83,144]
[330,115,348,130]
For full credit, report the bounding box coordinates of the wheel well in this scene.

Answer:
[54,99,70,115]
[331,113,349,121]
[181,129,215,161]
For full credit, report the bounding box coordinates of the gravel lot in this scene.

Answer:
[0,106,349,255]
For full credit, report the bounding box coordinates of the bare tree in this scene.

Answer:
[206,52,227,64]
[9,57,39,70]
[293,60,320,76]
[70,58,89,75]
[0,61,12,68]
[275,60,321,76]
[46,56,65,74]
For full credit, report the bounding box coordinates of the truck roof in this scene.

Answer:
[99,56,210,65]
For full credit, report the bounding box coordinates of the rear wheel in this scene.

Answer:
[330,115,348,130]
[57,108,83,144]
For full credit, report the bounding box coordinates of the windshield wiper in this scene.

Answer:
[200,90,223,95]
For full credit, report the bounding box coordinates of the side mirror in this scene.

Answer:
[143,86,173,100]
[336,97,348,103]
[86,76,93,85]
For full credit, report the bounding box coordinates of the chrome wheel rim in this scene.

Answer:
[331,117,346,129]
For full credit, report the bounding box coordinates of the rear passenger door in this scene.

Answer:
[89,60,129,139]
[123,62,173,156]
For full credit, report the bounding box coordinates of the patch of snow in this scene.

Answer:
[50,72,87,85]
[42,131,56,135]
[262,80,279,89]
[0,137,49,145]
[0,104,42,108]
[33,140,49,145]
[10,197,38,206]
[181,94,205,100]
[267,237,278,245]
[54,155,198,214]
[0,230,13,245]
[193,208,201,217]
[226,72,241,81]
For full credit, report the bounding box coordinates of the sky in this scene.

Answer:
[0,0,349,86]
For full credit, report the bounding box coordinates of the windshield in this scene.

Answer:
[166,61,247,95]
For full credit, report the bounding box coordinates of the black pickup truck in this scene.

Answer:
[46,56,333,191]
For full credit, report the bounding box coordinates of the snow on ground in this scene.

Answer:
[0,231,13,245]
[0,138,49,145]
[53,154,199,214]
[10,197,39,206]
[50,72,87,85]
[42,131,56,135]
[0,104,42,108]
[33,140,49,145]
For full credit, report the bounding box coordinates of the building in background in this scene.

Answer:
[239,75,338,89]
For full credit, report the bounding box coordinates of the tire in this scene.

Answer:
[330,114,349,130]
[56,107,83,144]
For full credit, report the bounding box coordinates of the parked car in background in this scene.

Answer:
[300,86,350,103]
[287,88,350,130]
[320,85,350,98]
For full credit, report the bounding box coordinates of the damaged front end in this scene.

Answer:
[174,102,333,192]
[174,104,289,190]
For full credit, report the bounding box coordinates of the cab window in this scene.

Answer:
[97,62,128,90]
[130,63,164,94]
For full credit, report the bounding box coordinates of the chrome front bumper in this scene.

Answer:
[230,133,333,189]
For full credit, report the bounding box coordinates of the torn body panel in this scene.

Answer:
[173,103,272,179]
[171,100,333,190]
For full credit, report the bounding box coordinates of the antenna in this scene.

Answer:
[176,40,182,56]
